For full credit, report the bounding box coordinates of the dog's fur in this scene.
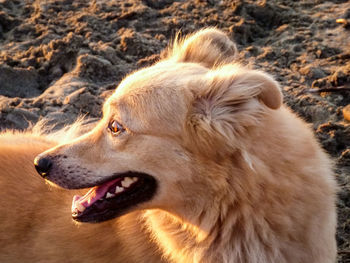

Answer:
[0,28,337,263]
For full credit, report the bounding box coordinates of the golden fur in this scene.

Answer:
[0,28,337,263]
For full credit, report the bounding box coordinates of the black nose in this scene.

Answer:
[34,156,52,178]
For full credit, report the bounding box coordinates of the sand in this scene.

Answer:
[0,0,349,261]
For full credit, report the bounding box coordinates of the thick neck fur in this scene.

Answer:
[142,108,332,263]
[143,149,275,263]
[143,161,280,263]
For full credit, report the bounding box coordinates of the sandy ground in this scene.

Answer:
[0,0,349,261]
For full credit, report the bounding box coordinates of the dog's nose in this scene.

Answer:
[34,156,52,178]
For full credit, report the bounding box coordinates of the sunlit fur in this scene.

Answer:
[0,123,164,262]
[1,28,337,263]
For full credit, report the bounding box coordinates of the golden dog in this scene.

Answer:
[1,28,337,263]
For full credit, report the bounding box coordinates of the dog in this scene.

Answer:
[1,28,336,263]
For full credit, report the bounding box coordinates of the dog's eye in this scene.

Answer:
[108,120,125,136]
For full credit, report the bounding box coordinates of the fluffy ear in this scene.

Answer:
[166,28,238,68]
[241,70,283,110]
[187,66,283,155]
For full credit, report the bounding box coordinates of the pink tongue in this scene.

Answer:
[72,178,122,213]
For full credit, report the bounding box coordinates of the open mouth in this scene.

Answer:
[71,172,157,223]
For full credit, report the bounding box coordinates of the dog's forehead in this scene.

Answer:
[115,62,206,96]
[105,62,206,135]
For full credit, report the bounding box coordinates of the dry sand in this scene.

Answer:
[0,0,349,261]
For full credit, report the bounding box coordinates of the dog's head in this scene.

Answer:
[34,28,282,223]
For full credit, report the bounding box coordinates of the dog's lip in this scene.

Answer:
[71,177,123,213]
[68,172,138,190]
[71,172,157,223]
[71,172,140,212]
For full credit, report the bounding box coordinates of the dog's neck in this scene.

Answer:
[142,150,281,263]
[143,208,225,263]
[142,175,246,262]
[143,195,274,263]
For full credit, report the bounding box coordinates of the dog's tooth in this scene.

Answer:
[115,186,124,194]
[106,192,115,199]
[87,196,93,204]
[76,203,86,213]
[132,177,138,182]
[121,177,133,188]
[73,195,81,202]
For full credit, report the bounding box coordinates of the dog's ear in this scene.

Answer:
[187,66,282,155]
[166,28,238,68]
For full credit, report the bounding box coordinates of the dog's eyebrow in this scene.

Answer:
[103,98,131,126]
[102,99,120,120]
[103,96,122,114]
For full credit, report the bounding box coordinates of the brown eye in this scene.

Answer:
[108,120,125,135]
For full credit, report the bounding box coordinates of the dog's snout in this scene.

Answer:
[34,156,52,178]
